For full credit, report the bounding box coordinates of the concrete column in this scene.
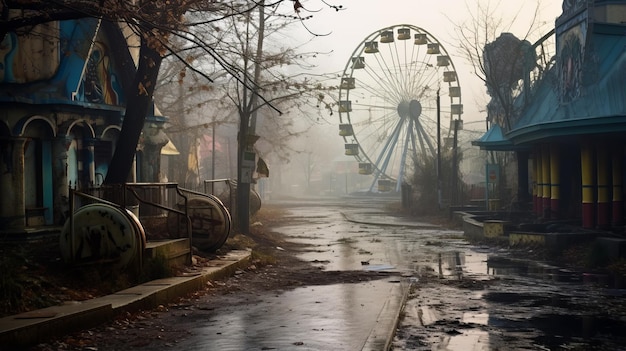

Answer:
[596,144,610,229]
[550,145,560,219]
[581,143,595,229]
[52,136,71,224]
[141,143,163,183]
[85,138,96,187]
[0,137,27,228]
[612,147,624,227]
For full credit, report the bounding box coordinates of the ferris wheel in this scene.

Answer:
[338,24,463,193]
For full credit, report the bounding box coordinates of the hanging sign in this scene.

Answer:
[486,164,500,184]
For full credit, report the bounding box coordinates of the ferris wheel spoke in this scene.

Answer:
[387,41,408,97]
[411,66,440,99]
[404,43,426,101]
[395,41,407,95]
[356,83,399,107]
[370,51,405,101]
[349,108,396,125]
[359,67,403,103]
[354,115,400,149]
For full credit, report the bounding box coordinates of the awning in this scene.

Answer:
[161,139,180,155]
[471,124,526,151]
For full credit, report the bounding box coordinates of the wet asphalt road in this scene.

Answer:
[167,196,437,350]
[239,196,625,350]
[130,196,626,350]
[161,195,482,350]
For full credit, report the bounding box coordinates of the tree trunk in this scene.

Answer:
[104,38,163,185]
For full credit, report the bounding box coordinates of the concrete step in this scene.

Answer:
[144,238,191,268]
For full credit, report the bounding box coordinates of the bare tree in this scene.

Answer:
[449,0,556,206]
[451,0,553,130]
[135,1,338,231]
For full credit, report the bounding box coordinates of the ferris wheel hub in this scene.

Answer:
[396,99,422,120]
[409,100,422,120]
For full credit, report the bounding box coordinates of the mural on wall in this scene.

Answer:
[0,19,122,106]
[558,22,586,103]
[0,24,59,83]
[81,41,120,105]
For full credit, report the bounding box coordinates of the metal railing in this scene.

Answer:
[68,182,194,268]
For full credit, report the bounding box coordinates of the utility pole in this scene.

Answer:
[452,119,460,206]
[236,2,265,234]
[436,90,442,208]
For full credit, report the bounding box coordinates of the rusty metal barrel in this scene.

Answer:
[59,203,146,269]
[217,179,262,217]
[166,194,231,252]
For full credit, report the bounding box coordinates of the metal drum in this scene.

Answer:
[167,195,232,252]
[217,180,262,217]
[59,203,146,269]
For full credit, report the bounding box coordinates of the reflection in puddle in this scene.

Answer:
[487,256,582,283]
[431,250,489,280]
[441,329,491,351]
[462,312,489,325]
[363,264,396,271]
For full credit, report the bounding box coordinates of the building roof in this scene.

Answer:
[472,124,521,150]
[475,22,626,150]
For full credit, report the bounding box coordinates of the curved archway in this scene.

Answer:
[22,117,56,225]
[15,115,57,137]
[64,119,96,139]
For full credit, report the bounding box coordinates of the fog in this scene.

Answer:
[160,1,564,200]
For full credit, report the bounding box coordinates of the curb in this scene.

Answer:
[0,250,251,348]
[362,279,411,351]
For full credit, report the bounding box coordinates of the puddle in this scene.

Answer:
[266,203,626,350]
[363,264,396,271]
[487,257,582,282]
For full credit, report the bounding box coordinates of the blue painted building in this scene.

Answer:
[474,0,626,229]
[0,19,168,231]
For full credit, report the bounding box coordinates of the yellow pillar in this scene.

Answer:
[535,148,543,217]
[532,154,538,215]
[550,145,560,219]
[581,143,594,228]
[597,144,610,229]
[613,147,624,227]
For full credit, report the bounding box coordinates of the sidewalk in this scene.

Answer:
[0,250,251,349]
